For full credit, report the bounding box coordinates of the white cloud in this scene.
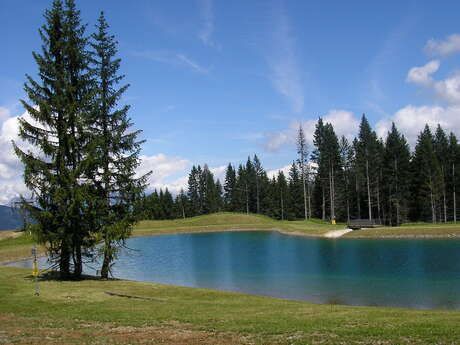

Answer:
[406,60,439,86]
[267,164,291,179]
[0,110,35,205]
[137,153,191,193]
[406,60,460,105]
[209,165,227,182]
[268,5,304,114]
[376,104,460,145]
[264,109,360,152]
[425,34,460,57]
[433,71,460,104]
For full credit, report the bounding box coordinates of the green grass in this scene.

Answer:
[0,266,459,344]
[344,222,460,238]
[2,212,460,344]
[0,231,37,262]
[134,212,344,237]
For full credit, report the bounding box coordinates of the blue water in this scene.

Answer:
[8,231,460,309]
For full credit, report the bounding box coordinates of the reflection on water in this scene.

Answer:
[6,231,460,310]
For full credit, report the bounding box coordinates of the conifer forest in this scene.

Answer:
[137,116,460,227]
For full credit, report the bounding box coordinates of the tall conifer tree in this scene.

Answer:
[90,12,149,278]
[14,0,93,278]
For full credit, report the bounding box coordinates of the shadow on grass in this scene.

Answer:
[25,270,121,282]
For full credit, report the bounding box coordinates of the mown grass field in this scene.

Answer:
[1,266,460,345]
[2,212,460,344]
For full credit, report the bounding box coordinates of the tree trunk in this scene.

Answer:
[101,240,112,279]
[356,174,361,219]
[322,184,326,221]
[454,163,457,222]
[256,175,260,214]
[430,174,436,223]
[366,159,372,220]
[59,241,71,279]
[376,181,381,224]
[302,168,308,220]
[307,175,312,219]
[329,163,335,222]
[280,190,284,220]
[73,244,82,278]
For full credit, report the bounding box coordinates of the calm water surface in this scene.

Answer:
[10,231,460,309]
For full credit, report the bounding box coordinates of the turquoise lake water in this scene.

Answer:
[9,231,460,309]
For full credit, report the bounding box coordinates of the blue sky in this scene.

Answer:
[2,0,460,202]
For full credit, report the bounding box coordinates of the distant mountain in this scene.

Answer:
[0,205,26,230]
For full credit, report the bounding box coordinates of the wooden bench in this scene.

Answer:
[347,219,382,230]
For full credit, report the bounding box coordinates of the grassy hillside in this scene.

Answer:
[134,212,344,237]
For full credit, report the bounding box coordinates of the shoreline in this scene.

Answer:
[3,223,460,265]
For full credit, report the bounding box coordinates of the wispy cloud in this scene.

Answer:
[267,2,304,114]
[132,50,209,74]
[425,34,460,57]
[176,54,209,73]
[198,0,217,48]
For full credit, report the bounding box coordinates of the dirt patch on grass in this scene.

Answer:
[0,314,250,345]
[0,231,23,240]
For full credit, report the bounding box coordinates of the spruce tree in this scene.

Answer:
[337,136,353,222]
[288,162,304,219]
[296,126,310,220]
[14,0,93,278]
[187,166,200,216]
[433,125,449,222]
[382,123,411,225]
[223,163,237,211]
[356,114,380,221]
[276,171,290,220]
[410,125,443,222]
[448,133,460,222]
[90,12,149,278]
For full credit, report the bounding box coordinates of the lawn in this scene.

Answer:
[1,266,459,344]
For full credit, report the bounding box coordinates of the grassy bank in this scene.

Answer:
[134,212,460,238]
[344,222,460,238]
[133,212,343,237]
[1,266,460,344]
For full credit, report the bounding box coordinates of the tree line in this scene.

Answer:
[15,0,148,279]
[139,115,460,225]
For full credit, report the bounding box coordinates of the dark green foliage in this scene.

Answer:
[15,2,147,279]
[410,125,443,222]
[355,114,381,221]
[89,12,149,278]
[148,119,460,225]
[381,123,411,225]
[288,162,304,219]
[14,0,94,278]
[311,119,341,221]
[223,164,237,211]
